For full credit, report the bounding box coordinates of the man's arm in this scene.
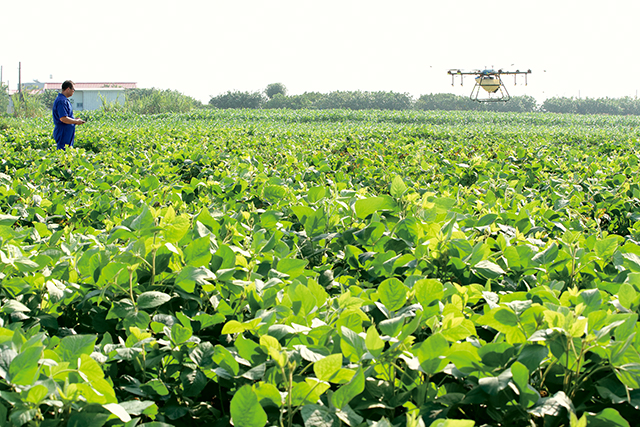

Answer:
[60,117,86,125]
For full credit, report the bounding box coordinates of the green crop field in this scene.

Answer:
[2,109,640,427]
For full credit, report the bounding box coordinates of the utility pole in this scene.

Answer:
[18,62,24,102]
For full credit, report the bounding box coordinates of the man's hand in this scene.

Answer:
[60,117,86,125]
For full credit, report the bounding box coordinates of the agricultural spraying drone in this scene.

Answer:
[447,68,532,102]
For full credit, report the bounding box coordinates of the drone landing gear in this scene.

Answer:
[470,76,510,102]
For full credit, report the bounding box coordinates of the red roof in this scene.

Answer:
[43,82,137,90]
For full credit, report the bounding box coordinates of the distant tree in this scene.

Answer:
[42,89,58,109]
[125,88,201,114]
[209,90,265,109]
[0,84,9,115]
[265,83,287,100]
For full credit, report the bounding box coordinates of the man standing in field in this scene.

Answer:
[52,80,85,150]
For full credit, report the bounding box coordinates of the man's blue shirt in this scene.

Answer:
[52,93,75,149]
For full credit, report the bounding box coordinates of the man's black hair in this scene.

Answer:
[61,80,75,91]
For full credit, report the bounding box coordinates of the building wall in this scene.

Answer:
[69,90,126,111]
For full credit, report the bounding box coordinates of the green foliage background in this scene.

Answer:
[1,109,640,426]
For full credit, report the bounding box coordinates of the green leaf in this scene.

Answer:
[0,215,19,226]
[260,335,286,368]
[103,403,132,423]
[586,408,630,427]
[9,346,42,386]
[377,278,408,312]
[79,353,106,383]
[221,320,246,335]
[473,260,506,280]
[390,175,407,198]
[354,196,397,219]
[413,278,444,308]
[230,385,268,427]
[184,235,212,267]
[517,344,549,373]
[181,369,207,397]
[171,323,192,345]
[276,258,308,279]
[142,379,170,396]
[532,243,559,266]
[340,326,366,363]
[67,412,110,427]
[431,420,475,427]
[301,404,339,427]
[25,384,48,404]
[162,211,191,243]
[314,354,343,382]
[308,186,327,203]
[107,298,136,320]
[174,266,216,293]
[365,326,385,359]
[594,236,620,260]
[479,369,512,395]
[119,400,158,416]
[137,291,171,309]
[413,333,449,375]
[493,308,518,327]
[332,367,364,410]
[57,335,97,364]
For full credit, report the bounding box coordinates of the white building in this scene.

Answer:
[7,81,137,113]
[43,82,137,111]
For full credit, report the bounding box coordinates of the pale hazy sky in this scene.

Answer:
[3,0,639,103]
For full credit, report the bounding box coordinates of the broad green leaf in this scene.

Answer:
[57,335,97,364]
[25,384,48,404]
[67,412,110,427]
[308,186,327,203]
[130,205,155,231]
[162,210,191,243]
[301,404,339,427]
[174,265,216,293]
[276,258,308,279]
[431,420,475,427]
[120,400,158,416]
[137,291,171,309]
[9,346,42,386]
[365,326,385,358]
[103,403,132,422]
[171,323,192,345]
[354,196,397,219]
[340,327,366,363]
[594,236,620,260]
[479,369,511,395]
[181,369,207,397]
[230,385,268,427]
[184,235,212,267]
[314,354,342,382]
[413,332,449,375]
[254,382,282,407]
[378,278,408,312]
[221,320,246,335]
[79,353,106,383]
[332,368,364,409]
[390,175,407,198]
[413,278,444,308]
[260,335,286,367]
[473,260,506,280]
[585,408,630,427]
[532,243,559,266]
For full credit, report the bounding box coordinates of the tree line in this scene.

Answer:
[4,81,640,116]
[210,83,640,115]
